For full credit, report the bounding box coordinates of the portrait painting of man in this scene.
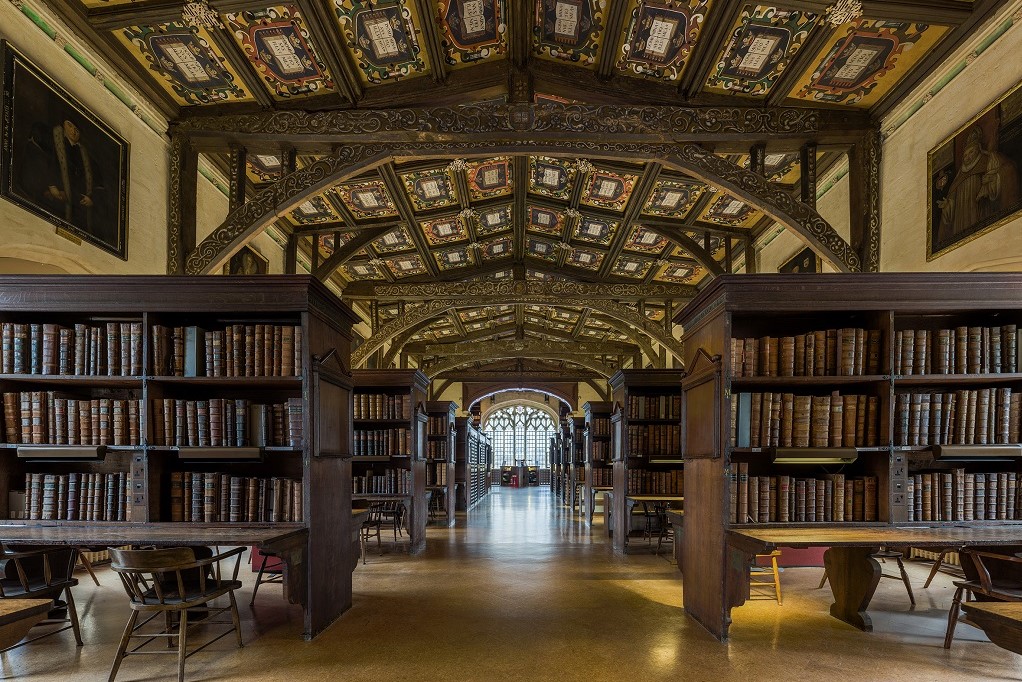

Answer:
[1,42,128,259]
[224,245,268,275]
[929,81,1022,260]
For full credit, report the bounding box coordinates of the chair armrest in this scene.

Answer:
[968,550,1022,564]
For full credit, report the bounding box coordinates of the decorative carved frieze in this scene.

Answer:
[423,352,615,379]
[419,338,637,357]
[347,280,698,301]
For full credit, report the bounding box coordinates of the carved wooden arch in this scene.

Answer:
[352,298,682,368]
[380,311,661,369]
[466,384,579,415]
[479,396,565,427]
[425,353,615,379]
[185,140,859,276]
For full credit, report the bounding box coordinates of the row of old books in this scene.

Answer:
[592,467,612,486]
[150,398,303,449]
[426,463,448,486]
[729,468,878,523]
[425,441,448,460]
[894,389,1021,446]
[351,468,412,495]
[730,328,882,378]
[590,417,611,437]
[626,469,683,495]
[894,325,1020,375]
[591,440,611,461]
[626,424,681,457]
[354,393,411,420]
[150,324,303,377]
[571,465,585,482]
[427,415,449,435]
[353,428,411,457]
[627,395,681,420]
[731,392,880,448]
[906,470,1019,522]
[168,472,302,522]
[19,472,131,521]
[1,322,144,376]
[2,393,142,446]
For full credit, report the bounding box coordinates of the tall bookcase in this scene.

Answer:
[609,370,685,552]
[568,416,585,511]
[351,369,429,553]
[0,275,357,638]
[583,401,613,525]
[425,400,457,527]
[456,416,491,510]
[675,274,1022,639]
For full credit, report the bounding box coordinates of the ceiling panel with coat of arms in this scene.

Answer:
[617,0,713,82]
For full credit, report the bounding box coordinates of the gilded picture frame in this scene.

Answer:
[927,78,1022,260]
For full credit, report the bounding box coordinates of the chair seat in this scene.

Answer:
[1,577,78,598]
[132,580,243,608]
[952,579,1022,600]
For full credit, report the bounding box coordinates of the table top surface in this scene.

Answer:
[627,495,685,503]
[730,525,1022,549]
[592,486,613,491]
[351,494,413,502]
[0,599,52,627]
[962,602,1022,623]
[0,523,307,547]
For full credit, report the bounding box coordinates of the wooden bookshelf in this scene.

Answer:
[425,400,457,527]
[568,416,586,512]
[583,401,613,526]
[609,370,685,552]
[0,275,357,639]
[351,369,429,553]
[455,416,491,511]
[675,273,1022,641]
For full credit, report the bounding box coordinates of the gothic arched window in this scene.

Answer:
[482,404,557,467]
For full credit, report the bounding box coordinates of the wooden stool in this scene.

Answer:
[750,550,783,605]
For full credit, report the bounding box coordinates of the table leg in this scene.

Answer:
[824,546,881,632]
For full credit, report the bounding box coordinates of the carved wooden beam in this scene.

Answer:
[800,141,818,208]
[424,352,616,379]
[85,0,257,29]
[412,0,448,84]
[680,0,743,98]
[597,0,630,80]
[173,102,869,148]
[421,338,637,357]
[651,227,726,278]
[341,280,697,301]
[293,0,362,104]
[512,156,527,262]
[439,368,602,381]
[779,0,973,25]
[312,225,396,279]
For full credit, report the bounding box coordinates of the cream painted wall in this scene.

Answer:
[880,17,1022,272]
[0,1,169,274]
[195,169,285,274]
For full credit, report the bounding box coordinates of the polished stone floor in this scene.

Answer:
[5,487,1021,681]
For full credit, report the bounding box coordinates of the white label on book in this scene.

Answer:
[419,179,443,198]
[644,18,676,58]
[738,36,778,72]
[354,190,380,208]
[661,190,683,207]
[461,0,486,35]
[163,42,211,83]
[554,2,579,38]
[833,46,881,81]
[540,167,561,187]
[263,34,305,75]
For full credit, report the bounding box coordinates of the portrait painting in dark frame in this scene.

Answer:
[224,245,269,275]
[928,79,1022,260]
[0,41,129,259]
[778,246,821,273]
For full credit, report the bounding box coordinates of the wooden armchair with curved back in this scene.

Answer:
[108,546,245,682]
[945,546,1022,649]
[0,544,82,651]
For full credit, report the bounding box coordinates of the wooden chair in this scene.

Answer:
[248,549,283,606]
[654,503,674,557]
[362,507,383,561]
[750,550,783,605]
[108,547,245,682]
[0,545,82,650]
[945,547,1022,649]
[376,502,404,541]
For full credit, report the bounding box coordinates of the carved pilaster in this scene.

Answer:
[800,141,818,209]
[167,132,197,275]
[228,145,247,213]
[849,128,882,273]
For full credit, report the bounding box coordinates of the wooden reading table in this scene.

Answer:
[961,603,1022,656]
[729,526,1022,633]
[352,492,430,552]
[0,599,52,651]
[0,523,313,631]
[623,496,684,551]
[588,486,612,526]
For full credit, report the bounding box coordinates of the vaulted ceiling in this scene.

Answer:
[43,0,1002,376]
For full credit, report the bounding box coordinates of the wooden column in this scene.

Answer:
[749,143,766,177]
[800,141,818,208]
[167,132,198,275]
[744,237,758,273]
[848,129,882,272]
[285,234,298,274]
[228,145,247,212]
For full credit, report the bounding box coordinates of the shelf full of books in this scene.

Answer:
[583,401,613,526]
[675,274,1022,641]
[608,370,685,551]
[352,370,429,552]
[425,401,457,526]
[456,416,491,511]
[0,275,359,639]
